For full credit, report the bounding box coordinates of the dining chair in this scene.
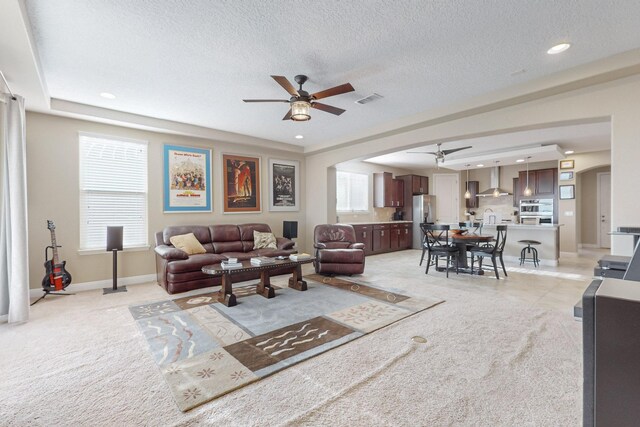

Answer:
[469,225,508,279]
[420,223,459,277]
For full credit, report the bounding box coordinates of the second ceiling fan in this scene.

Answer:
[408,143,472,167]
[243,75,354,121]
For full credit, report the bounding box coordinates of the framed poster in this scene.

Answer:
[560,159,575,169]
[163,145,211,212]
[223,154,261,213]
[559,184,575,200]
[269,159,300,211]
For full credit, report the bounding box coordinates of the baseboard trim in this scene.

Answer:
[560,251,579,258]
[579,243,599,249]
[29,274,157,298]
[502,255,558,267]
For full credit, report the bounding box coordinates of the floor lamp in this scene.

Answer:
[104,226,127,294]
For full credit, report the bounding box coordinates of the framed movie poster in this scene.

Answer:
[163,145,211,212]
[223,154,261,213]
[269,159,300,211]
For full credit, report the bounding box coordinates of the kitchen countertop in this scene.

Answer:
[347,221,413,225]
[480,223,563,230]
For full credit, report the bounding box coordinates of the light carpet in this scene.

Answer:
[0,250,585,426]
[130,278,443,411]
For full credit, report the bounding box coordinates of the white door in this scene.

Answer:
[598,172,611,249]
[433,174,459,224]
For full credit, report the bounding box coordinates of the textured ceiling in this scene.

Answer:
[23,0,640,148]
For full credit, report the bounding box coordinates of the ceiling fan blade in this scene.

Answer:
[311,83,354,100]
[311,102,346,116]
[271,75,299,96]
[243,99,289,103]
[282,108,292,121]
[442,146,472,155]
[406,151,438,155]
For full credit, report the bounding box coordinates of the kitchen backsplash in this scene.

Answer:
[338,207,397,223]
[471,196,518,223]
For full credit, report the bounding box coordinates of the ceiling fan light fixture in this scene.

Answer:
[291,101,311,121]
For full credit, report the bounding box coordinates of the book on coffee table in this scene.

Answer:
[250,256,276,265]
[289,253,311,261]
[221,260,243,269]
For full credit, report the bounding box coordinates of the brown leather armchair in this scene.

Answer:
[313,224,365,275]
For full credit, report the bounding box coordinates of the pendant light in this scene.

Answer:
[464,164,471,199]
[524,156,533,196]
[492,160,500,197]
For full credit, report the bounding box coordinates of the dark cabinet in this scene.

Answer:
[398,224,412,249]
[464,181,479,209]
[352,225,373,255]
[513,177,520,208]
[397,174,428,221]
[518,168,557,198]
[374,173,404,207]
[373,224,391,253]
[535,169,556,196]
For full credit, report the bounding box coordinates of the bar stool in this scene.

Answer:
[518,240,540,267]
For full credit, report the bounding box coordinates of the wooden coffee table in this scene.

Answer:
[202,258,315,307]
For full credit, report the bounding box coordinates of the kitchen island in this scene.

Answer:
[348,221,413,255]
[480,223,562,266]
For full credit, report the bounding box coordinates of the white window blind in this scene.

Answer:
[336,171,368,212]
[79,133,148,250]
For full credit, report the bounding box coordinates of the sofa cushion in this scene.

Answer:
[253,248,297,257]
[169,233,207,255]
[253,231,277,249]
[163,226,212,247]
[210,225,244,253]
[239,223,272,242]
[166,253,227,274]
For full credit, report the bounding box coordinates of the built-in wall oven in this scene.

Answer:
[519,199,554,224]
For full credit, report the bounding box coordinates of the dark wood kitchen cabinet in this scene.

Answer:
[374,172,404,207]
[372,224,391,253]
[464,181,479,209]
[513,177,520,207]
[352,224,373,255]
[518,168,557,198]
[397,174,429,195]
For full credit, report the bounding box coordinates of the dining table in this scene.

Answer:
[448,232,495,274]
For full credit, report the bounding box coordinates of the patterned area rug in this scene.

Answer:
[130,277,443,411]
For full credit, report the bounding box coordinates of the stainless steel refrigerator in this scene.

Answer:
[412,195,435,249]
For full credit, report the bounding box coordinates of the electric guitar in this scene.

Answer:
[42,220,72,292]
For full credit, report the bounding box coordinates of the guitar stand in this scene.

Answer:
[30,289,74,306]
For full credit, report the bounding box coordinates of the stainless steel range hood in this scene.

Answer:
[477,166,512,197]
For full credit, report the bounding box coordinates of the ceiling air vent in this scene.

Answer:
[355,93,383,105]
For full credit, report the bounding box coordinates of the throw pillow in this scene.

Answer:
[169,233,206,255]
[253,231,277,249]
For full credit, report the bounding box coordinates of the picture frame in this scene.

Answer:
[223,154,261,213]
[163,144,212,212]
[268,159,300,211]
[560,159,575,169]
[559,184,575,200]
[559,171,574,181]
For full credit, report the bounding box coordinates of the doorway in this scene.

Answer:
[433,174,459,224]
[598,172,611,249]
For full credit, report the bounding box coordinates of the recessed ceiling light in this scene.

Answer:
[516,159,525,163]
[564,150,574,154]
[476,164,484,167]
[547,43,571,55]
[100,92,116,99]
[295,135,304,139]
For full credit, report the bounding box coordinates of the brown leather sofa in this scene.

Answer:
[313,224,365,275]
[154,223,296,294]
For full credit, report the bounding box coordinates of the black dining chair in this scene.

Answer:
[469,225,508,279]
[420,223,459,278]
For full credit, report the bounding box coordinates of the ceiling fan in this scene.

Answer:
[243,75,354,121]
[407,143,472,167]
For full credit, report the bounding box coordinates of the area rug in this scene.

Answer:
[130,277,443,412]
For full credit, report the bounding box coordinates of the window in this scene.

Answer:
[336,171,368,212]
[79,133,148,251]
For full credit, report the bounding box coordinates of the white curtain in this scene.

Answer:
[0,94,29,323]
